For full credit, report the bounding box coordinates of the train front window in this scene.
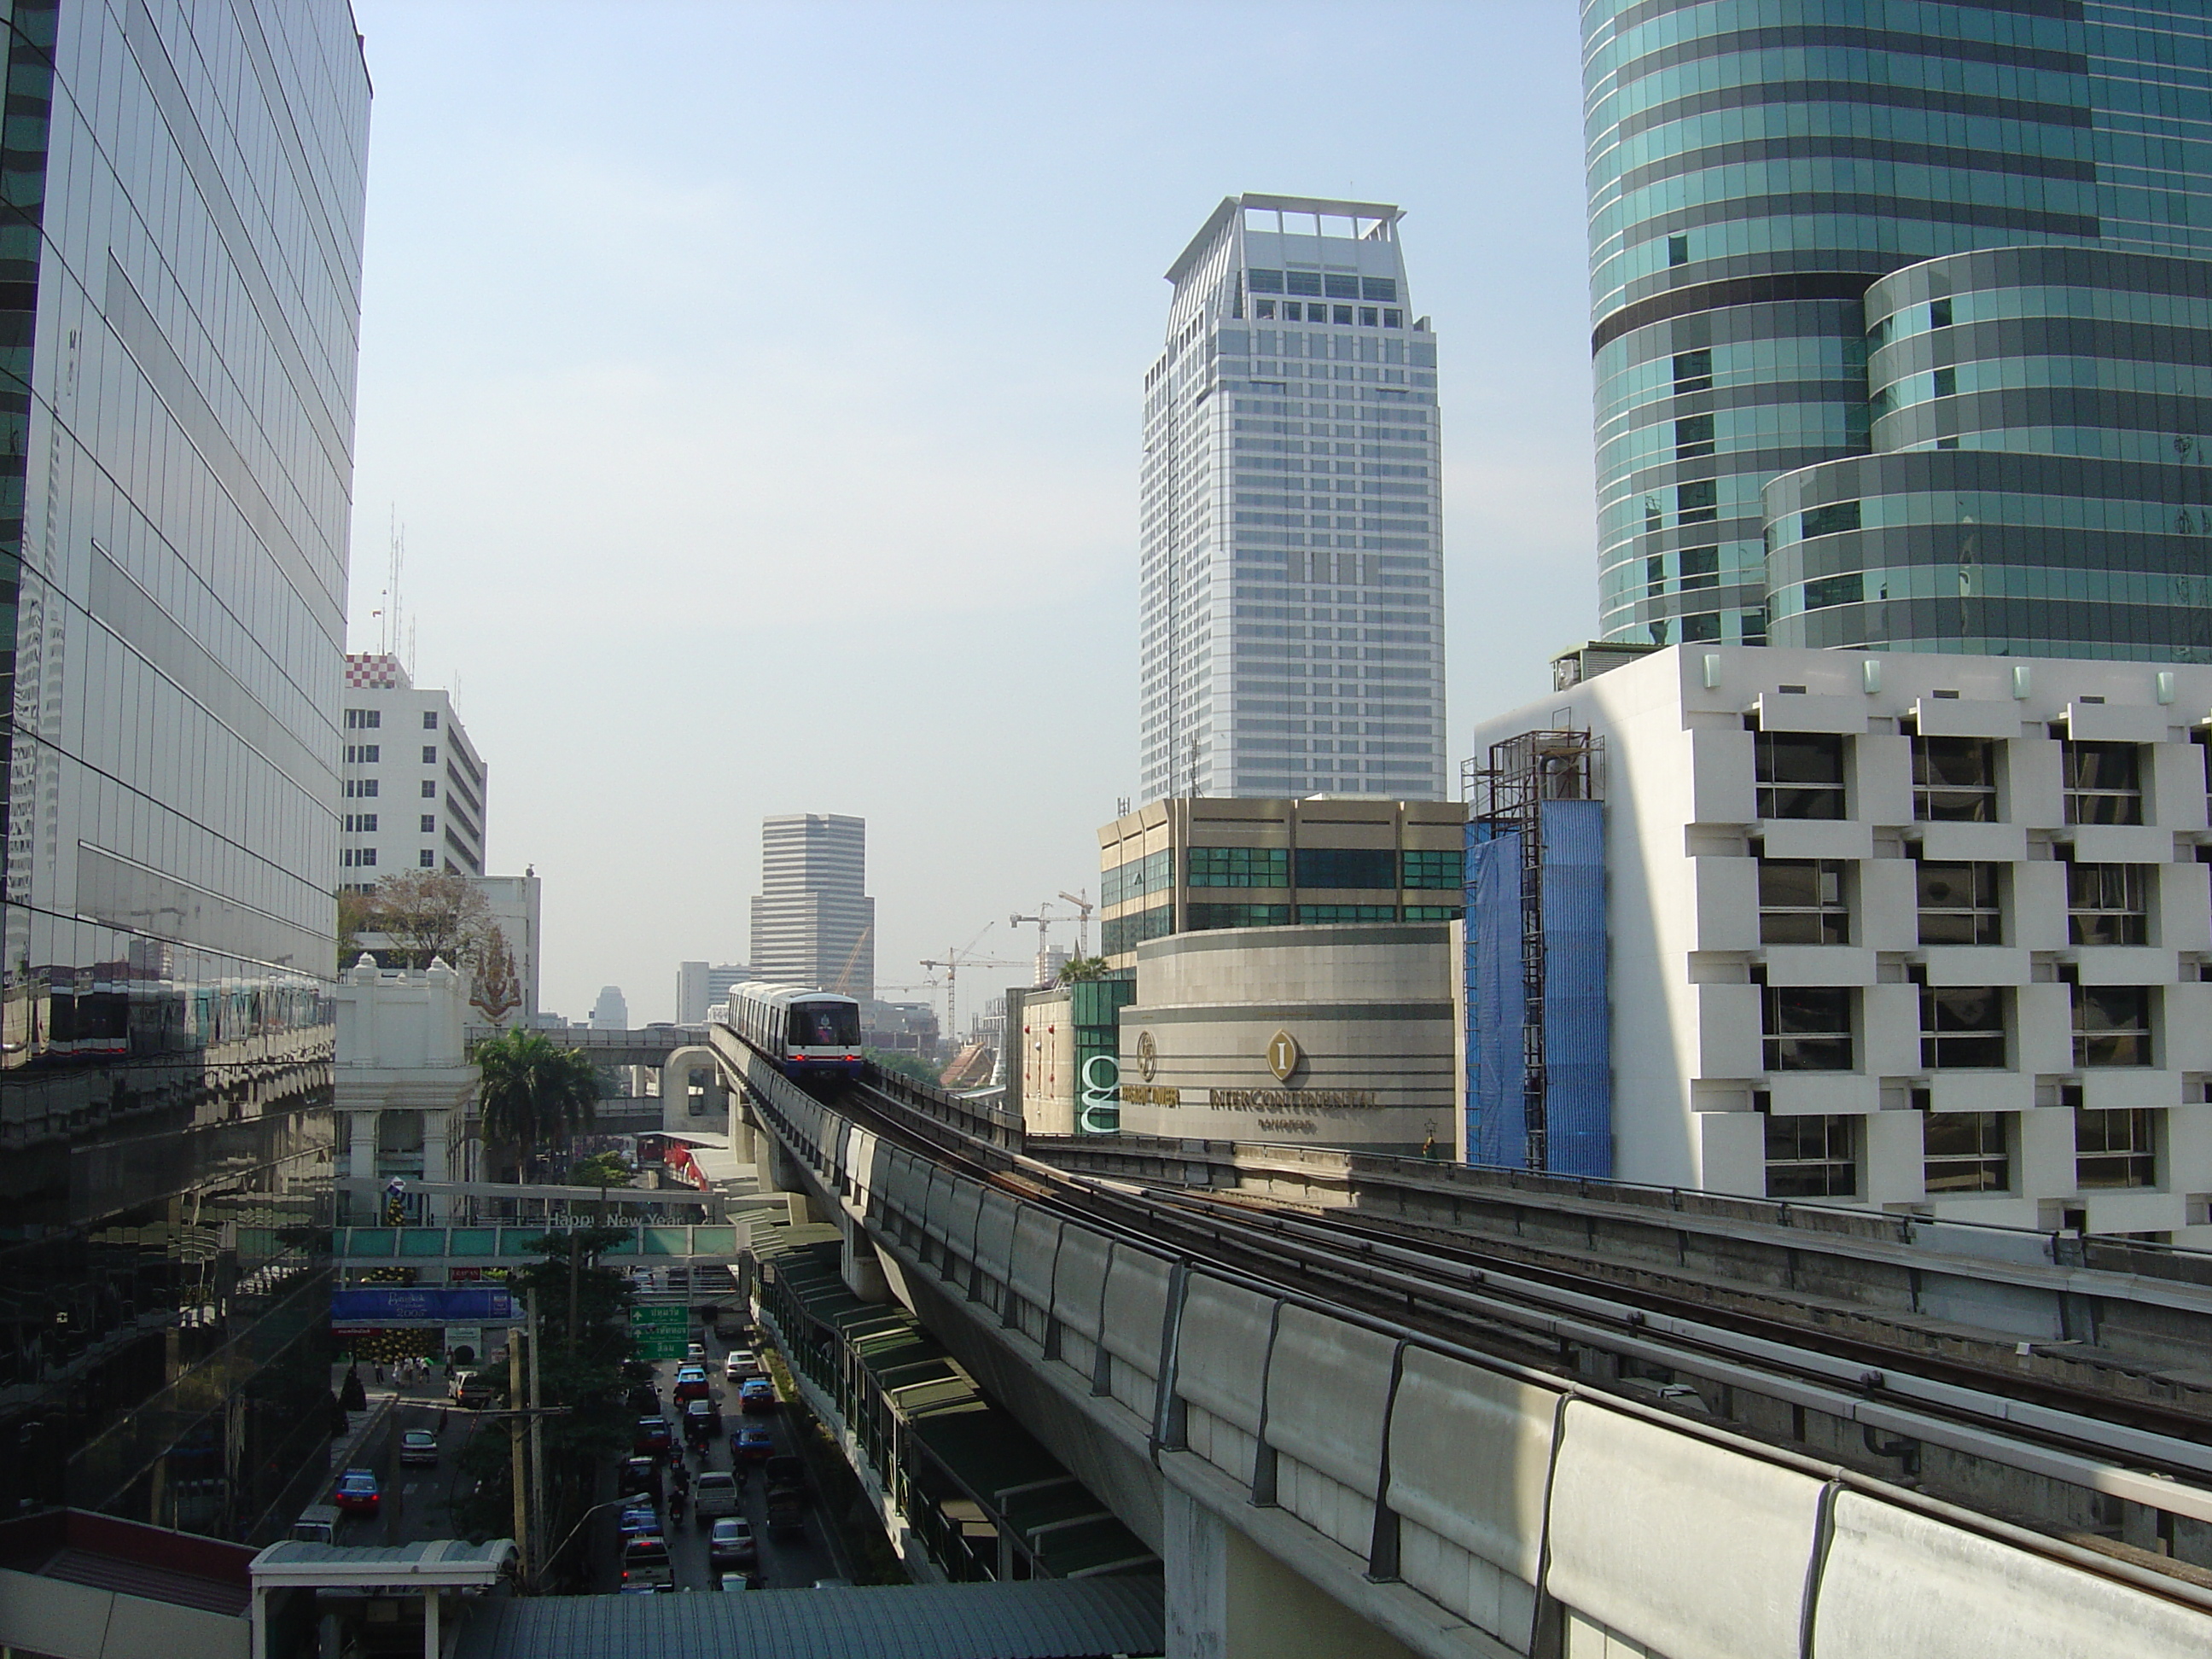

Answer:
[791,1002,859,1046]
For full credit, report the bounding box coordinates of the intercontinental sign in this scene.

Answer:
[1208,1088,1380,1111]
[1115,1086,1382,1112]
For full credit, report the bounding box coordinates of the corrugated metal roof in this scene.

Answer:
[452,1576,1164,1659]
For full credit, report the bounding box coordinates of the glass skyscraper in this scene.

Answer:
[1140,194,1447,802]
[1586,2,2212,661]
[0,1,369,1536]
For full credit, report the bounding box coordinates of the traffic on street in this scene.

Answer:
[325,1315,852,1594]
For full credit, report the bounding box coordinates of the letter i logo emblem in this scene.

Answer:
[1266,1029,1301,1083]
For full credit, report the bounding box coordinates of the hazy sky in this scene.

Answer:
[345,1,1595,1027]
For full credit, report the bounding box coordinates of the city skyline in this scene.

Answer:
[340,1,1592,1023]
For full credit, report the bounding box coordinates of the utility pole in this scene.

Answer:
[508,1325,528,1586]
[527,1291,544,1585]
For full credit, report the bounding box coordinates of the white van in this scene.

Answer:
[288,1504,340,1544]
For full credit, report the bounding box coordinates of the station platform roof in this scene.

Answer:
[451,1576,1164,1659]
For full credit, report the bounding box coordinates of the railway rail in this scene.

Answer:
[826,1069,2212,1544]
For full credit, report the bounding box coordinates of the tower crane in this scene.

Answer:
[833,923,873,997]
[1057,890,1095,958]
[917,924,1022,1045]
[1009,905,1056,978]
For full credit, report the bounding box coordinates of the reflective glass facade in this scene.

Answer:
[1143,194,1447,801]
[1770,246,2212,655]
[0,0,368,1539]
[1586,0,2212,655]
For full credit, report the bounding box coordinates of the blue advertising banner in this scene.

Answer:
[331,1287,519,1330]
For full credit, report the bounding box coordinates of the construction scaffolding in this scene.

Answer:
[1468,725,1608,1174]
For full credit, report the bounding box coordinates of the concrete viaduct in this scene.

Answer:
[703,1023,2212,1659]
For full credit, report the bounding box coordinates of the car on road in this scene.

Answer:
[707,1516,756,1569]
[632,1417,673,1457]
[719,1573,754,1592]
[618,1502,660,1538]
[685,1397,723,1437]
[620,1534,672,1591]
[333,1470,380,1515]
[672,1365,711,1404]
[731,1425,773,1465]
[448,1371,492,1410]
[693,1470,739,1523]
[815,1577,853,1589]
[620,1456,661,1499]
[686,1342,707,1364]
[739,1377,776,1413]
[723,1348,757,1381]
[624,1383,660,1415]
[399,1429,439,1468]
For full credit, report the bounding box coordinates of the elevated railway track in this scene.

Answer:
[716,1027,2212,1653]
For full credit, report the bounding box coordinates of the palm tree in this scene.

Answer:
[475,1029,602,1184]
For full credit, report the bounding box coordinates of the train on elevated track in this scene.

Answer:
[723,981,865,1081]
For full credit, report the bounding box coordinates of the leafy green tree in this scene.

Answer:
[445,1228,637,1575]
[865,1048,940,1088]
[476,1029,602,1183]
[568,1150,633,1190]
[1057,955,1113,984]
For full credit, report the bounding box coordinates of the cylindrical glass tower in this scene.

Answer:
[1584,0,2212,659]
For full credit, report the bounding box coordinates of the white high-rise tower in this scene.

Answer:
[748,813,875,999]
[1140,195,1446,802]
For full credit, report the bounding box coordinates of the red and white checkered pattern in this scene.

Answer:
[344,653,410,690]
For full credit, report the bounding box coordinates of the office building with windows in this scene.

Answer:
[676,960,754,1025]
[336,653,487,883]
[0,2,370,1534]
[1587,3,2212,661]
[1462,643,2212,1243]
[748,812,874,998]
[1140,194,1447,802]
[1097,795,1465,970]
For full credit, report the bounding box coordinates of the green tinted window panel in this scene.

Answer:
[399,1229,450,1256]
[1404,905,1464,921]
[1187,902,1292,931]
[341,1228,394,1258]
[691,1226,737,1255]
[1401,848,1464,888]
[448,1228,498,1255]
[601,1231,640,1255]
[643,1227,690,1256]
[1295,847,1397,888]
[1297,904,1399,923]
[500,1228,550,1256]
[1188,847,1289,888]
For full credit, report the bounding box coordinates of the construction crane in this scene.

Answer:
[918,925,1023,1046]
[1057,890,1095,958]
[833,923,874,997]
[1009,905,1056,977]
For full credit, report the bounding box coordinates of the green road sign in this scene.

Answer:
[630,1302,690,1359]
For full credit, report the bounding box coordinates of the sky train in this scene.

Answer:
[724,981,864,1080]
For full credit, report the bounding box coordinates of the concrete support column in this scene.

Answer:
[733,1118,756,1163]
[754,1133,789,1194]
[839,1214,891,1303]
[1162,1484,1418,1659]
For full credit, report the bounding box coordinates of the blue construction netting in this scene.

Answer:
[1465,824,1526,1168]
[1540,800,1612,1177]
